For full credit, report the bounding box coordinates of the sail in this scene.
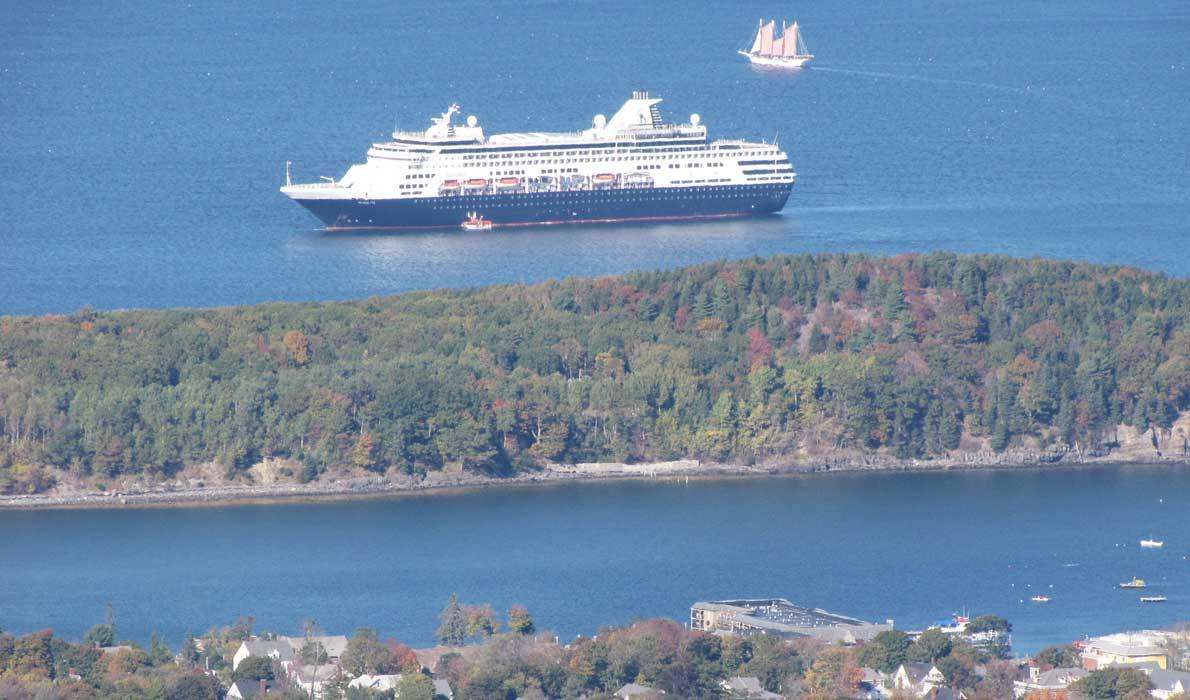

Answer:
[769,35,784,57]
[782,22,799,56]
[792,21,810,56]
[758,20,775,55]
[749,21,763,53]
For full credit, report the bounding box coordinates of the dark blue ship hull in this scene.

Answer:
[290,182,792,230]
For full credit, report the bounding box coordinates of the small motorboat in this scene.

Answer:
[1140,539,1164,548]
[1031,595,1050,603]
[461,212,492,231]
[1119,578,1147,589]
[1140,596,1167,603]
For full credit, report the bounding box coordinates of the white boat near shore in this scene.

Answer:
[1140,539,1164,548]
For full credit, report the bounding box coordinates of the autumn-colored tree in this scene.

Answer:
[508,605,536,635]
[282,329,310,366]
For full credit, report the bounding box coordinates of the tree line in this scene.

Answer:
[1,253,1187,493]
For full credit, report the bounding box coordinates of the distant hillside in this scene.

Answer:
[1,253,1187,494]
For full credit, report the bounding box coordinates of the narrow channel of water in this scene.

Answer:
[2,466,1186,653]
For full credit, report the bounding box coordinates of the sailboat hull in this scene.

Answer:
[738,50,811,68]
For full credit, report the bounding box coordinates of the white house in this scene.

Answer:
[892,664,946,697]
[348,673,403,692]
[232,640,295,671]
[288,663,341,699]
[1013,667,1087,698]
[278,635,349,662]
[721,676,784,699]
[227,679,275,699]
[616,683,666,700]
[1146,669,1190,700]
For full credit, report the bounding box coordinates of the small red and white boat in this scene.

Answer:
[461,212,492,231]
[464,178,489,190]
[440,179,462,193]
[592,173,617,186]
[496,177,521,190]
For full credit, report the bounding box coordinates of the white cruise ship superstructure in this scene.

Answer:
[281,92,795,229]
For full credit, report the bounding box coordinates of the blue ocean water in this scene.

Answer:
[2,1,1188,315]
[0,467,1187,653]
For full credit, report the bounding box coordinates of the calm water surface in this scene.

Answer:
[2,0,1188,656]
[1,467,1187,653]
[2,0,1189,314]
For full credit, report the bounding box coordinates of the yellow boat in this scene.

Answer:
[1119,577,1147,589]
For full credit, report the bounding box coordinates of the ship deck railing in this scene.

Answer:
[283,182,341,191]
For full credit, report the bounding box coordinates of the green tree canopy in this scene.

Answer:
[437,594,467,646]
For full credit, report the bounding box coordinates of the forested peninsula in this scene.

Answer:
[1,253,1187,501]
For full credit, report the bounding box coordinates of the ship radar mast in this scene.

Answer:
[423,104,462,139]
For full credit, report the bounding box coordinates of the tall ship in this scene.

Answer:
[739,20,813,68]
[281,92,794,230]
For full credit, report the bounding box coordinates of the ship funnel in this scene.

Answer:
[690,113,701,126]
[593,114,607,129]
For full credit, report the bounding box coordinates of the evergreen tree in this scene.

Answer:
[437,594,467,646]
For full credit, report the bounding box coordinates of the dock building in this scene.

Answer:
[690,598,893,643]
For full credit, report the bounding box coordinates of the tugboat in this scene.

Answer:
[1119,577,1147,589]
[461,212,492,231]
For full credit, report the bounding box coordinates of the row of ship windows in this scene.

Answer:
[452,147,775,160]
[416,184,785,202]
[426,191,777,209]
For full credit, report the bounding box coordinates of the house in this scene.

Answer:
[892,664,946,697]
[1013,667,1087,698]
[857,667,890,698]
[1146,669,1190,700]
[434,678,454,699]
[924,688,966,700]
[348,673,403,692]
[721,676,784,699]
[287,663,342,699]
[616,682,667,699]
[412,645,483,674]
[1079,632,1169,670]
[227,679,276,699]
[232,640,295,671]
[278,635,349,662]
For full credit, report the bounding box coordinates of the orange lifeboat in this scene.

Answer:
[496,177,521,190]
[464,178,488,190]
[592,173,616,184]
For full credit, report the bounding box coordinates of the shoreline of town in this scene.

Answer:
[2,448,1186,511]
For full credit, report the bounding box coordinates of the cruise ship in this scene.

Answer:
[280,92,795,230]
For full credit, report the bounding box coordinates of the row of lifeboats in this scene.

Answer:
[439,172,654,195]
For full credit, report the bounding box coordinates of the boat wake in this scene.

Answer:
[811,65,1026,95]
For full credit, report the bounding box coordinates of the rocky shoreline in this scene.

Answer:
[2,449,1186,511]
